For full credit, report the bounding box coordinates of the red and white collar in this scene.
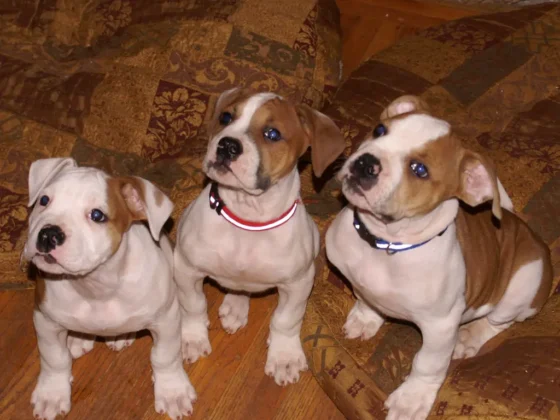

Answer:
[209,183,300,231]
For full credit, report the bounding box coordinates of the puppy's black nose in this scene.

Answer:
[37,225,65,253]
[351,153,382,179]
[216,137,243,163]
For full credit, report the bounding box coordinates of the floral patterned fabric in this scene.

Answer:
[301,4,560,419]
[0,0,342,286]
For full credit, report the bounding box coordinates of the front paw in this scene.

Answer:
[105,332,136,352]
[343,303,384,340]
[181,321,211,363]
[265,334,308,386]
[31,374,72,420]
[154,372,197,419]
[219,294,249,334]
[67,333,95,359]
[385,378,440,420]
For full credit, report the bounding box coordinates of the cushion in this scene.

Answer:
[302,4,560,419]
[0,0,342,287]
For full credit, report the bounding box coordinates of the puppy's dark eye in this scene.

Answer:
[263,127,282,142]
[373,124,387,138]
[39,195,50,206]
[410,161,429,179]
[219,112,233,126]
[90,209,107,223]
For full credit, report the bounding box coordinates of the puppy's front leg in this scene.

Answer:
[174,255,211,363]
[265,266,314,386]
[32,310,72,420]
[385,315,460,420]
[150,299,197,419]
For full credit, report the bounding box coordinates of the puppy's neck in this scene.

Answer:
[70,234,132,299]
[219,168,301,222]
[358,199,459,244]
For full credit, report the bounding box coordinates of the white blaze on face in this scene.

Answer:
[203,92,279,192]
[374,114,451,155]
[25,168,117,276]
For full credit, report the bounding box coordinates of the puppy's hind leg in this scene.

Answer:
[67,332,96,359]
[454,259,545,360]
[219,293,250,334]
[265,265,314,386]
[105,332,136,352]
[344,297,385,340]
[174,252,211,363]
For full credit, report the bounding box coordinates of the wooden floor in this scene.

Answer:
[0,1,485,419]
[0,286,344,420]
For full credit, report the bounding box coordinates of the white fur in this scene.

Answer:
[26,159,195,420]
[375,114,450,154]
[175,93,319,386]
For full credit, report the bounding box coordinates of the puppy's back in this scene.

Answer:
[456,206,552,313]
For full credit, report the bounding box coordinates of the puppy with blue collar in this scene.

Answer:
[23,158,196,420]
[174,88,345,385]
[326,96,552,420]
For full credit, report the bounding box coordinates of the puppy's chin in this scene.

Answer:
[341,179,398,223]
[204,163,266,196]
[31,254,94,277]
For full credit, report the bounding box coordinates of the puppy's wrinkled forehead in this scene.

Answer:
[376,113,451,154]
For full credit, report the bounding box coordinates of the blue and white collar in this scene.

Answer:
[353,209,447,255]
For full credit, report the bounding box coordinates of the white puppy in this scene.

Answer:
[326,96,552,420]
[23,158,196,420]
[174,89,345,385]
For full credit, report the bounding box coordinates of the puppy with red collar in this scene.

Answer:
[23,158,196,420]
[174,89,345,385]
[326,96,552,420]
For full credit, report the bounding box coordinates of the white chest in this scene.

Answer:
[326,209,466,321]
[178,197,319,291]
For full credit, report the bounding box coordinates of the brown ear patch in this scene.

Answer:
[296,104,345,177]
[106,177,148,252]
[457,150,502,220]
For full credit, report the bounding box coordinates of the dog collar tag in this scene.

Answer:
[352,208,447,254]
[209,183,300,231]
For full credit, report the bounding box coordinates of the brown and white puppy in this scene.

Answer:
[325,96,552,420]
[23,158,196,420]
[174,89,345,385]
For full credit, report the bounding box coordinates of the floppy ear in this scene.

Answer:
[28,157,78,206]
[297,104,346,177]
[456,150,502,220]
[380,95,431,120]
[118,177,174,241]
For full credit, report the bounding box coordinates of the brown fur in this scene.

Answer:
[248,99,309,185]
[456,206,552,311]
[106,177,147,252]
[207,88,252,138]
[389,133,463,219]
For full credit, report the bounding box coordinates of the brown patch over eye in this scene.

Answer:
[105,177,148,252]
[390,134,463,218]
[248,99,309,186]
